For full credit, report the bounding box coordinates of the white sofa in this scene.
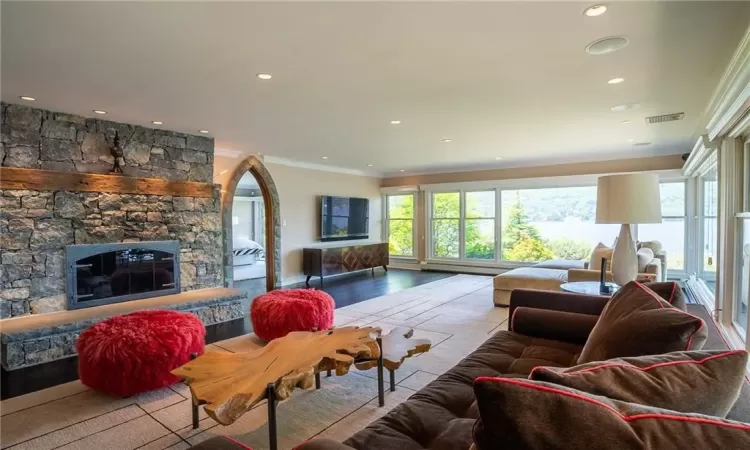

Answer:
[492,241,667,306]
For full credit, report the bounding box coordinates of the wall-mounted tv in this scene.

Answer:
[320,196,369,242]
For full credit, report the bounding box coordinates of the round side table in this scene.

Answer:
[560,281,618,296]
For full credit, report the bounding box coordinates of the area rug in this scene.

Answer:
[0,274,501,450]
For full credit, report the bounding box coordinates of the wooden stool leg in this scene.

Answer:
[190,352,199,429]
[389,369,396,392]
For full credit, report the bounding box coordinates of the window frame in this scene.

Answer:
[385,193,417,259]
[429,191,463,260]
[463,189,498,261]
[421,171,688,272]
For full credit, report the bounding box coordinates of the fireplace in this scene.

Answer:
[65,241,181,310]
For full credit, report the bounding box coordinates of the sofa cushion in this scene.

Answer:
[588,242,613,271]
[577,281,706,364]
[492,267,567,291]
[638,240,664,255]
[472,377,750,450]
[530,350,748,417]
[341,330,582,450]
[636,247,654,272]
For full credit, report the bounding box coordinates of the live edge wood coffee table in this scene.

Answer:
[172,326,431,450]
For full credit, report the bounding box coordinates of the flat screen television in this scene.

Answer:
[320,196,369,242]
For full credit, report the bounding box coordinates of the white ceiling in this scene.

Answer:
[2,1,749,177]
[237,172,260,189]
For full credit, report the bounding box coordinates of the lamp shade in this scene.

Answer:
[596,173,662,224]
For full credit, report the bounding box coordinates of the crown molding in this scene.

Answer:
[705,24,750,140]
[262,155,381,177]
[214,148,243,158]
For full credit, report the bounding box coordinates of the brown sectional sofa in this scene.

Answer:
[192,285,750,450]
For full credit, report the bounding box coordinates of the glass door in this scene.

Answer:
[698,158,718,284]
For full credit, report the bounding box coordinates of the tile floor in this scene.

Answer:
[0,274,507,450]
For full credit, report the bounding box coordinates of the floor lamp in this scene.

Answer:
[596,173,662,286]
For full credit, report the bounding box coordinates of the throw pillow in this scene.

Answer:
[636,247,654,272]
[529,350,748,417]
[589,242,613,271]
[643,281,687,311]
[577,281,706,364]
[472,377,750,450]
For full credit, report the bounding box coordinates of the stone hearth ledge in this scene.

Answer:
[0,287,246,370]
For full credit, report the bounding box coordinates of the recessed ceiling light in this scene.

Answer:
[390,120,401,125]
[627,138,635,142]
[199,130,209,134]
[257,73,272,80]
[367,164,373,167]
[610,103,640,112]
[400,169,405,172]
[607,77,625,84]
[586,36,629,55]
[442,138,452,143]
[583,4,607,17]
[322,156,328,160]
[495,157,503,160]
[634,142,652,146]
[152,121,163,125]
[20,96,35,101]
[621,120,631,124]
[93,110,107,115]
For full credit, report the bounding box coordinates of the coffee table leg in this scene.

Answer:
[266,383,278,450]
[389,369,396,392]
[376,337,385,407]
[190,352,199,429]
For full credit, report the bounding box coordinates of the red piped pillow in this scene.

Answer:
[577,281,706,364]
[473,377,750,450]
[530,350,748,417]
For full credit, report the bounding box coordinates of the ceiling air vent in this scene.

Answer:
[645,112,684,124]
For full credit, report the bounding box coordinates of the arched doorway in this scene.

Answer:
[222,155,281,293]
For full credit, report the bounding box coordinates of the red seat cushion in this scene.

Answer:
[251,289,335,342]
[76,310,205,397]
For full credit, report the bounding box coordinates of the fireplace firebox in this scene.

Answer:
[65,240,180,310]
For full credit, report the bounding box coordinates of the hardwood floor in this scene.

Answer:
[1,269,454,400]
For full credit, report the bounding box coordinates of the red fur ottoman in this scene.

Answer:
[251,289,335,342]
[76,310,206,397]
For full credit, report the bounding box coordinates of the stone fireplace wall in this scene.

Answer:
[0,103,223,318]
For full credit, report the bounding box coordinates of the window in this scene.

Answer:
[638,182,687,271]
[702,165,718,274]
[386,194,415,257]
[431,192,460,258]
[500,187,618,262]
[734,216,749,338]
[465,191,496,260]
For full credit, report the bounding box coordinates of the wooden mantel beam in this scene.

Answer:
[0,167,215,198]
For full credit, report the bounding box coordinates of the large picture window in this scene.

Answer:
[465,191,496,260]
[500,187,618,262]
[431,192,460,258]
[638,182,687,271]
[386,194,415,257]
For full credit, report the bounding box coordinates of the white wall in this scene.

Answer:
[232,199,253,243]
[265,163,382,284]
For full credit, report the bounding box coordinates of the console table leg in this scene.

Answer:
[376,337,385,407]
[305,276,311,287]
[383,265,388,272]
[315,371,321,389]
[267,383,278,450]
[326,369,332,377]
[389,369,396,392]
